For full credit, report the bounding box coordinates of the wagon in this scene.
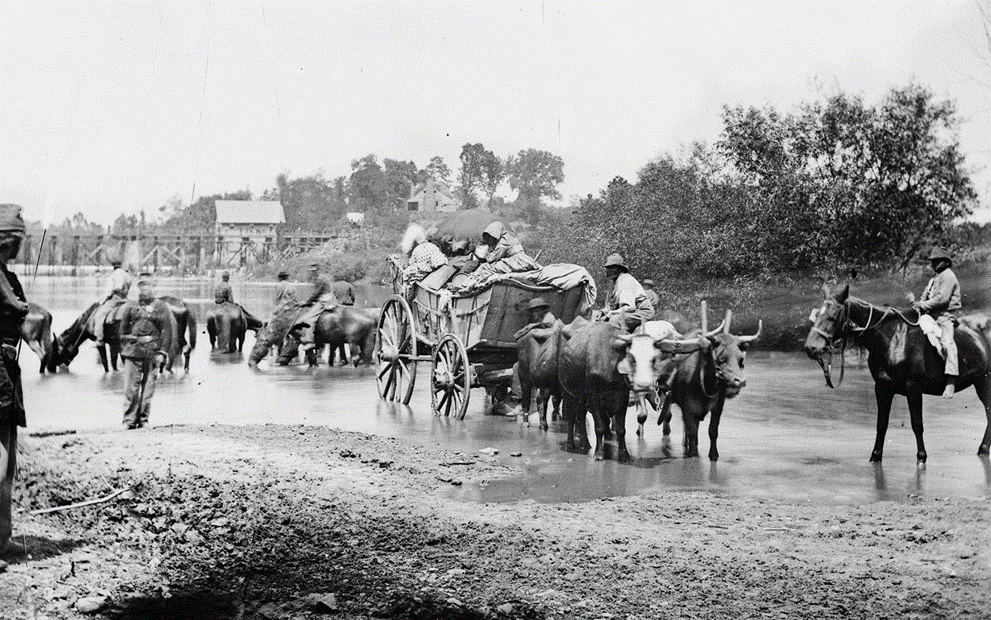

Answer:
[375,257,591,418]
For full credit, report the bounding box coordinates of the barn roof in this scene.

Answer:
[215,200,285,224]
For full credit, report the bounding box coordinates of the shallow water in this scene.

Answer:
[19,275,991,506]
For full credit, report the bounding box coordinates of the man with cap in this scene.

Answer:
[643,279,660,316]
[119,273,173,429]
[0,204,29,556]
[214,271,234,305]
[912,247,961,398]
[299,263,338,353]
[92,250,133,347]
[602,253,655,333]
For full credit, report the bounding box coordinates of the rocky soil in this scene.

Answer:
[2,424,990,620]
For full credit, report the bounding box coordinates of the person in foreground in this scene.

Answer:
[0,204,29,558]
[912,246,961,398]
[119,274,173,429]
[602,253,655,333]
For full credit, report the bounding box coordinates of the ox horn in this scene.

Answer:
[738,319,763,343]
[703,318,726,338]
[722,310,732,334]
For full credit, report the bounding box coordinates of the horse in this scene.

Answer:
[20,302,58,374]
[207,302,263,353]
[804,283,991,463]
[53,296,197,373]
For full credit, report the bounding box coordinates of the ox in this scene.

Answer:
[623,310,761,460]
[515,319,563,431]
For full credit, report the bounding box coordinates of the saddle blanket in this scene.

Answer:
[917,314,946,359]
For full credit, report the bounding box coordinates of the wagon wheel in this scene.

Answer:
[431,334,471,420]
[376,295,417,404]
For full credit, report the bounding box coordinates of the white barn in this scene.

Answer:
[215,200,285,266]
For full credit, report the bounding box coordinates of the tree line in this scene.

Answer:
[536,82,981,285]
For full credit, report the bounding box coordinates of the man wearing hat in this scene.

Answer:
[602,253,655,332]
[119,274,173,429]
[92,249,133,348]
[275,270,297,305]
[0,204,29,555]
[299,263,338,354]
[912,247,961,397]
[214,271,234,305]
[514,297,557,341]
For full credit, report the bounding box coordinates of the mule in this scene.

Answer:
[804,284,991,463]
[21,302,58,374]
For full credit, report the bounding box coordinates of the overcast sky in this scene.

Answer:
[2,1,989,226]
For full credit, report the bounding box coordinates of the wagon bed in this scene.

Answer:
[376,262,590,418]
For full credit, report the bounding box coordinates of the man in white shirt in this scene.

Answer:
[603,253,654,333]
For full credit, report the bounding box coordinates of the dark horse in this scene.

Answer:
[21,302,58,374]
[53,296,197,373]
[805,284,991,463]
[207,302,263,353]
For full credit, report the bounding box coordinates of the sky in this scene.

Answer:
[2,1,990,227]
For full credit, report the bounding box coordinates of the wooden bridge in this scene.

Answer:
[17,232,346,275]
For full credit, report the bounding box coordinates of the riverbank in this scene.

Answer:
[2,424,990,619]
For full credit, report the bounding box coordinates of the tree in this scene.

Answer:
[505,149,565,224]
[458,143,488,209]
[347,154,388,213]
[384,159,418,210]
[423,156,452,184]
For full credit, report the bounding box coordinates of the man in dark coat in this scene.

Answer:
[119,274,173,429]
[0,204,29,555]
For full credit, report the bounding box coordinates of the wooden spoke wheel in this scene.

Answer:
[431,334,471,420]
[376,295,418,404]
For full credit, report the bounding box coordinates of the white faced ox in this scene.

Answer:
[621,312,761,460]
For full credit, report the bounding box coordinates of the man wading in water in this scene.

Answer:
[119,274,173,429]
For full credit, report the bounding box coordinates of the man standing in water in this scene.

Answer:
[119,274,173,429]
[0,205,29,557]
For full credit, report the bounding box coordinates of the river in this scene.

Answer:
[18,274,991,506]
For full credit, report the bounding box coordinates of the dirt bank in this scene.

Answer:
[2,424,990,620]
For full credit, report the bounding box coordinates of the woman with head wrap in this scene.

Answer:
[468,221,540,281]
[400,224,448,290]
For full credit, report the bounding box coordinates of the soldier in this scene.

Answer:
[332,277,356,306]
[92,250,133,348]
[119,274,173,429]
[214,271,233,304]
[0,205,29,555]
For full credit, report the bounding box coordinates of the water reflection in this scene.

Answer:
[18,275,991,506]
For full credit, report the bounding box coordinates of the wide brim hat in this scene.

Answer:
[643,279,655,287]
[927,247,952,263]
[527,297,550,311]
[603,253,629,271]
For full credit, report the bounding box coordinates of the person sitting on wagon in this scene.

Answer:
[911,246,961,398]
[400,224,448,293]
[470,221,540,279]
[602,253,654,333]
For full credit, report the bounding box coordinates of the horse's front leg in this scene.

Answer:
[906,388,927,464]
[870,383,895,462]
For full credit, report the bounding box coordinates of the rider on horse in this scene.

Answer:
[912,247,961,398]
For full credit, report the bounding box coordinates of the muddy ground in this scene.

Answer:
[1,424,989,620]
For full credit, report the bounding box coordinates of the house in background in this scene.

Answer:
[407,179,458,212]
[215,200,285,266]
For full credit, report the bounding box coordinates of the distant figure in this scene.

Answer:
[119,274,173,429]
[92,251,133,347]
[0,204,28,554]
[214,271,233,304]
[275,270,297,305]
[332,278,356,306]
[299,263,337,353]
[642,279,660,315]
[911,247,961,398]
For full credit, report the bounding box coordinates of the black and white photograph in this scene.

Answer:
[1,2,990,618]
